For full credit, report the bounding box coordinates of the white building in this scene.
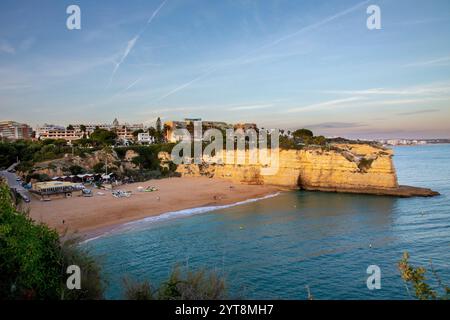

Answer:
[0,120,33,140]
[137,132,155,144]
[36,119,145,143]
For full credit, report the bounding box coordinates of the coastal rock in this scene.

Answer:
[158,151,172,170]
[124,149,139,162]
[25,150,122,177]
[176,144,439,198]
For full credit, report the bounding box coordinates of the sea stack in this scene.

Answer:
[173,143,440,198]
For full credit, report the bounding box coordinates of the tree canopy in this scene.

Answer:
[292,129,314,140]
[90,128,117,146]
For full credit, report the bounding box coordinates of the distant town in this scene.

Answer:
[1,119,449,147]
[0,118,257,145]
[374,138,450,146]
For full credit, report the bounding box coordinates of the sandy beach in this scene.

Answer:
[29,177,280,238]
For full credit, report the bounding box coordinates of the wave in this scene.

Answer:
[82,192,281,244]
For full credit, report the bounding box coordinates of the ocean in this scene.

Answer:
[86,144,450,300]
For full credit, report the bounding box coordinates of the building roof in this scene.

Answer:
[33,181,79,191]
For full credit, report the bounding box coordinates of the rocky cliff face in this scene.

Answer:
[26,149,138,178]
[176,144,397,189]
[174,144,438,197]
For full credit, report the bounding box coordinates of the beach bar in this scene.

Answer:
[31,181,83,200]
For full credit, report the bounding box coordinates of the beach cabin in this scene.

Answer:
[101,173,117,183]
[31,181,83,200]
[76,173,95,183]
[70,175,82,183]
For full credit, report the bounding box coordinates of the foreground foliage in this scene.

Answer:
[123,265,227,300]
[0,181,104,300]
[399,252,449,300]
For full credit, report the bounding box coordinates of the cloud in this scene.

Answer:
[305,122,367,129]
[372,98,446,106]
[138,106,207,116]
[229,103,274,111]
[394,17,450,26]
[153,0,370,102]
[0,38,36,55]
[0,84,32,91]
[0,41,15,54]
[397,109,440,116]
[404,55,450,67]
[320,84,450,109]
[19,37,36,52]
[285,97,364,113]
[323,83,450,96]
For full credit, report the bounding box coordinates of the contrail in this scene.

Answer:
[155,66,218,102]
[154,0,370,102]
[88,77,143,109]
[109,36,139,87]
[108,0,168,87]
[148,0,168,24]
[252,0,371,54]
[284,97,365,113]
[116,77,142,96]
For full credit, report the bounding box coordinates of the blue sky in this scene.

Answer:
[1,0,450,138]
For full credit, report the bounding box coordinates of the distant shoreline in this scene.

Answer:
[392,143,450,147]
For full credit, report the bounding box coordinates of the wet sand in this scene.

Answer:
[29,177,280,238]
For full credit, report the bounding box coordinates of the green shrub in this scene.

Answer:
[159,266,227,300]
[0,182,62,299]
[399,252,449,300]
[123,278,154,300]
[93,162,105,174]
[59,237,105,300]
[69,165,85,175]
[0,181,105,300]
[358,158,374,172]
[122,265,227,300]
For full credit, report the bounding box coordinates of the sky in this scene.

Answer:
[0,0,450,139]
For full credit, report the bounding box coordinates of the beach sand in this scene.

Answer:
[29,177,280,238]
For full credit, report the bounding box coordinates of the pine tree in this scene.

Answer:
[156,117,162,143]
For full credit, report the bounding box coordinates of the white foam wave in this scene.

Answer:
[81,192,280,244]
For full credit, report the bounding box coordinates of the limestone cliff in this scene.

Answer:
[174,144,439,197]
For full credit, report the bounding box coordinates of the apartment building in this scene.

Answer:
[137,132,156,144]
[36,119,145,143]
[0,120,33,140]
[37,128,84,142]
[114,126,135,141]
[163,119,258,143]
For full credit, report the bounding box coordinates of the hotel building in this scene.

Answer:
[36,119,145,143]
[0,120,33,140]
[163,119,258,143]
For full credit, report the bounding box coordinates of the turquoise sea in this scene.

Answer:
[86,144,450,299]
